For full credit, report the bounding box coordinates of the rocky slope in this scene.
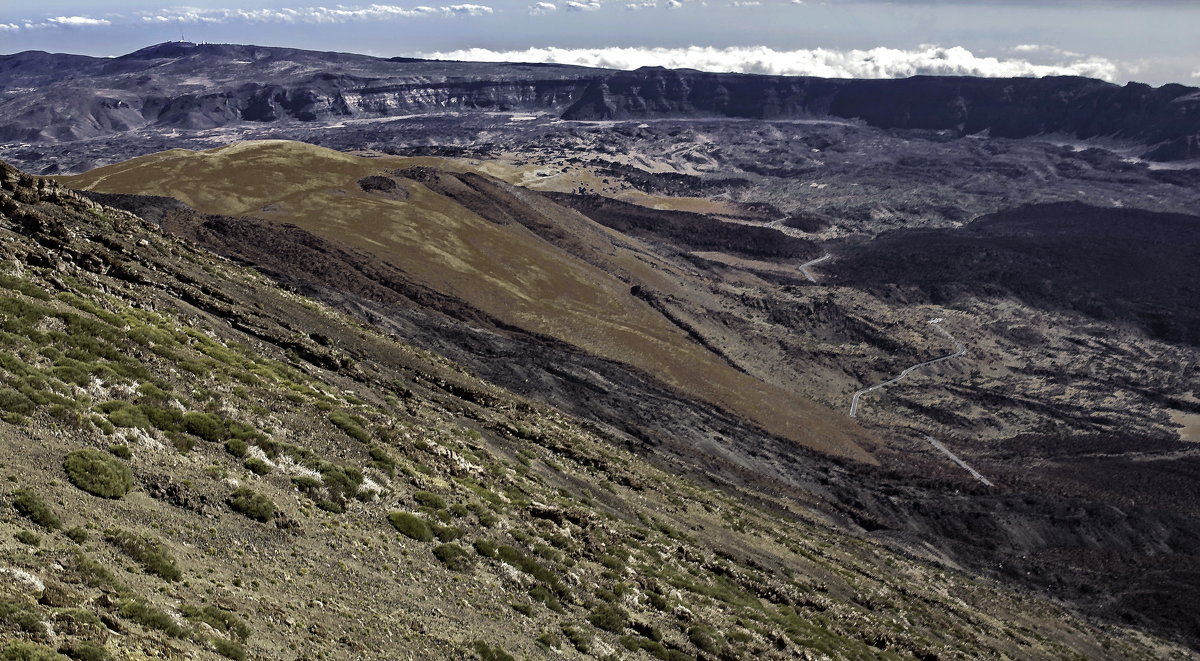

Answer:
[57,141,1200,650]
[5,162,1191,659]
[561,68,1200,161]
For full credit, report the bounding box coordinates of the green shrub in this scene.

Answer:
[319,464,363,510]
[0,599,43,636]
[63,449,133,499]
[328,411,370,443]
[65,527,89,544]
[11,489,60,530]
[211,639,245,661]
[243,458,272,476]
[0,641,67,661]
[389,512,433,541]
[562,625,590,653]
[228,488,274,523]
[434,524,463,542]
[587,603,628,633]
[528,584,563,612]
[101,401,150,429]
[471,642,516,661]
[473,539,499,558]
[70,552,122,591]
[292,476,322,493]
[118,599,184,637]
[497,546,565,596]
[688,625,722,654]
[433,543,473,571]
[0,389,35,416]
[414,490,446,510]
[57,640,109,661]
[225,439,248,458]
[368,446,396,475]
[15,529,40,546]
[140,405,184,433]
[182,604,250,641]
[183,412,226,442]
[104,529,182,582]
[107,444,132,459]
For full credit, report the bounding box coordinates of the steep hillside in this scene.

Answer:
[57,140,876,463]
[4,163,1191,659]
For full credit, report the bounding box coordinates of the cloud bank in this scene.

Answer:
[421,45,1120,80]
[139,5,493,23]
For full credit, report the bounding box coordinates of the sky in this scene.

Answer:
[2,1,1198,85]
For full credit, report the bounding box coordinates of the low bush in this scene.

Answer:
[388,512,433,542]
[104,529,182,582]
[471,642,516,661]
[328,411,370,443]
[182,604,250,641]
[224,439,248,458]
[63,449,132,499]
[211,639,245,661]
[118,599,184,637]
[15,529,40,546]
[0,599,43,636]
[432,543,472,571]
[414,491,446,510]
[107,444,132,459]
[228,488,274,523]
[0,641,66,661]
[473,539,499,558]
[57,641,109,661]
[11,489,60,530]
[587,603,628,633]
[183,412,226,442]
[368,446,396,475]
[243,458,271,476]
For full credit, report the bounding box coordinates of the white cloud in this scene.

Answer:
[529,2,558,13]
[564,0,601,9]
[730,1,760,5]
[420,45,1121,81]
[0,23,21,31]
[666,0,683,7]
[138,4,493,24]
[625,0,656,7]
[1192,70,1200,79]
[47,16,112,27]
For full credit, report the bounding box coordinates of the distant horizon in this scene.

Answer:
[3,39,1197,89]
[3,1,1198,86]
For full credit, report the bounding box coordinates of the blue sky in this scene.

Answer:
[2,1,1198,84]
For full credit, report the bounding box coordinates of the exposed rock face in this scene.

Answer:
[0,42,597,142]
[4,43,1199,161]
[561,67,1200,161]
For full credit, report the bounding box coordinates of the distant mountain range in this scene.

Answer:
[3,41,1199,161]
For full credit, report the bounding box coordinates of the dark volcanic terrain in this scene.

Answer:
[3,42,1200,658]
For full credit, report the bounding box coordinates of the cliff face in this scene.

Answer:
[561,67,1200,161]
[3,43,1200,162]
[0,42,598,142]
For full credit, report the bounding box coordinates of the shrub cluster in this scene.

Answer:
[11,489,60,530]
[228,488,274,522]
[63,449,133,498]
[104,529,182,582]
[388,512,433,542]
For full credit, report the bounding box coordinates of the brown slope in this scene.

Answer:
[59,140,877,462]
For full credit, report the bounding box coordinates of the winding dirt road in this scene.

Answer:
[849,319,966,418]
